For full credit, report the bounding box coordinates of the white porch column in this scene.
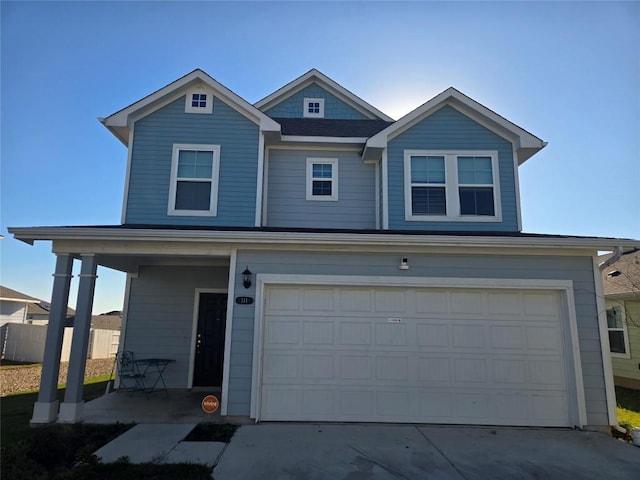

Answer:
[59,254,97,423]
[31,254,74,425]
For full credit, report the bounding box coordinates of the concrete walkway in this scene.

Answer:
[94,423,226,466]
[94,423,640,479]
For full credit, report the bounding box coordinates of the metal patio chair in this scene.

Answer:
[116,350,146,394]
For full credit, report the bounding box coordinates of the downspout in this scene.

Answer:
[598,246,623,271]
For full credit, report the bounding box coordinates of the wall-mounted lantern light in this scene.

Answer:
[399,257,410,270]
[242,267,253,289]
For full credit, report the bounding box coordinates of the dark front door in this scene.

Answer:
[193,293,227,387]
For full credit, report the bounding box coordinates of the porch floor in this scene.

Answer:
[81,388,251,425]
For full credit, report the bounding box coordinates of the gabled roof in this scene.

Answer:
[364,87,547,164]
[255,69,394,122]
[100,69,281,145]
[0,286,40,303]
[27,301,75,317]
[274,118,393,138]
[601,249,640,296]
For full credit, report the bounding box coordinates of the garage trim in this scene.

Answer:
[250,274,587,426]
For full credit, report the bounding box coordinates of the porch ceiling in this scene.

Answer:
[84,253,229,274]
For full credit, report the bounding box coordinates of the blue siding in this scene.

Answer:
[264,84,370,120]
[266,149,376,229]
[387,105,517,231]
[227,251,606,425]
[124,265,229,388]
[126,96,259,226]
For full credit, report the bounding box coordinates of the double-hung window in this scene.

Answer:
[306,158,338,201]
[168,144,220,216]
[404,150,500,221]
[606,305,629,357]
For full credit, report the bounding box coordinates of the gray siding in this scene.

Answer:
[266,149,376,229]
[124,265,228,388]
[0,302,26,323]
[387,105,518,231]
[264,84,370,120]
[228,251,606,425]
[126,96,259,226]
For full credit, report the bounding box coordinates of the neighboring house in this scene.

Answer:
[601,249,640,390]
[27,301,75,325]
[0,286,40,323]
[9,69,639,428]
[66,312,123,331]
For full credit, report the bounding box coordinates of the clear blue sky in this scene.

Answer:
[1,1,639,313]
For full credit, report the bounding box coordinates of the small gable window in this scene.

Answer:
[306,158,338,201]
[303,98,325,118]
[185,89,213,114]
[607,305,629,357]
[404,150,501,222]
[168,144,220,216]
[191,93,207,108]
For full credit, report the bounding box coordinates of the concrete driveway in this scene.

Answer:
[213,424,640,479]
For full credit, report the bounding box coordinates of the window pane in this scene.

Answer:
[175,181,211,210]
[178,150,213,179]
[312,180,332,196]
[607,308,623,329]
[312,163,332,179]
[609,331,626,354]
[411,186,446,215]
[411,156,445,184]
[459,187,495,215]
[458,156,493,184]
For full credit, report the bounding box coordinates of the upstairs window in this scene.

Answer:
[185,89,213,114]
[191,93,207,108]
[306,158,338,201]
[404,150,501,222]
[303,98,325,118]
[607,305,629,357]
[168,144,220,216]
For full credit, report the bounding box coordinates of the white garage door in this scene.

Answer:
[259,285,572,426]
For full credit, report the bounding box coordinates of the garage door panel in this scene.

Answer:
[452,325,485,348]
[374,290,407,312]
[303,322,333,344]
[375,323,408,346]
[261,285,572,426]
[339,322,371,345]
[490,325,524,349]
[416,324,449,347]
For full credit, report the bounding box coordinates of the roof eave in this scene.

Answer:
[8,226,640,251]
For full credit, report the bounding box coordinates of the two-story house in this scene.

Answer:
[10,69,639,428]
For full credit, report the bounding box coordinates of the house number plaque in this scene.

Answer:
[235,296,254,305]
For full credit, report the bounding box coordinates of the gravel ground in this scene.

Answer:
[0,358,115,397]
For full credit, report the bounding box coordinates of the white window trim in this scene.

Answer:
[168,143,220,216]
[404,150,502,222]
[606,303,631,359]
[303,97,325,118]
[306,158,338,201]
[185,88,213,114]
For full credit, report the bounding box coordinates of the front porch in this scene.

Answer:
[16,232,237,425]
[82,388,252,425]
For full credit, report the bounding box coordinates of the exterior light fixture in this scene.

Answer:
[399,257,410,270]
[242,267,253,289]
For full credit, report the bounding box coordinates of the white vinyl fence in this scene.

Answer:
[1,323,120,363]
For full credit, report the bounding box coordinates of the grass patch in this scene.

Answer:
[618,407,640,430]
[0,361,40,370]
[1,377,110,445]
[183,422,238,442]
